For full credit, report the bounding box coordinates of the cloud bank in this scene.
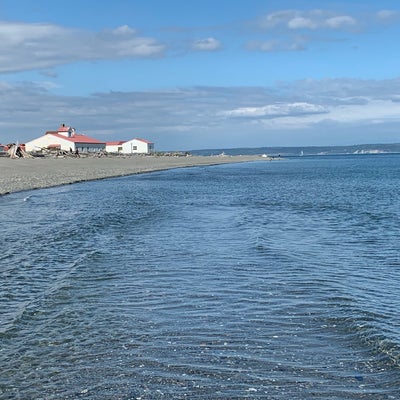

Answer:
[1,78,400,150]
[0,22,165,73]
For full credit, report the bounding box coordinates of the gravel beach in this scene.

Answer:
[0,154,266,196]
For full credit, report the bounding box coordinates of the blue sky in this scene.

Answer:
[1,0,400,150]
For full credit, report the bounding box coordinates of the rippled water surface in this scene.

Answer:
[1,154,400,399]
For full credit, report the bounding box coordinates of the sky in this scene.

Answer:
[1,0,400,150]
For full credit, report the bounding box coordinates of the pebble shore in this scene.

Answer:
[0,154,267,196]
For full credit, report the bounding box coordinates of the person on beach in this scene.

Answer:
[75,148,80,158]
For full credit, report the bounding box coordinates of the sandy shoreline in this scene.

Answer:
[0,154,268,196]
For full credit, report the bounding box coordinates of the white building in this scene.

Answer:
[25,124,106,153]
[105,141,125,153]
[106,138,154,154]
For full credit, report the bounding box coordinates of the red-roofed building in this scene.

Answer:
[25,124,106,153]
[106,138,154,154]
[105,141,125,153]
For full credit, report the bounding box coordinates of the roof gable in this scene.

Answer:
[106,141,126,146]
[49,132,105,144]
[135,138,153,144]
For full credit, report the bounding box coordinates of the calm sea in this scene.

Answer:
[1,154,400,399]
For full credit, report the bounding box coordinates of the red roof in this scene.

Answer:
[106,141,125,145]
[135,138,153,144]
[49,132,105,144]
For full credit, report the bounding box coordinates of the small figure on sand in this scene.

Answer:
[75,148,80,158]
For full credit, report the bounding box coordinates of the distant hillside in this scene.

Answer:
[190,143,400,157]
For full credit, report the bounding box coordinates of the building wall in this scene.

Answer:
[25,135,105,153]
[25,135,75,152]
[106,144,123,153]
[121,139,153,154]
[75,143,105,153]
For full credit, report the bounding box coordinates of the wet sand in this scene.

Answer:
[0,154,267,196]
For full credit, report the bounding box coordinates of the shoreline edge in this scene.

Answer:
[0,155,271,196]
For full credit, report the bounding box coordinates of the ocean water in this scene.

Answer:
[1,154,400,399]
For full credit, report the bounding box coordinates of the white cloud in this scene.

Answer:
[260,10,297,29]
[112,25,137,35]
[249,9,361,52]
[246,37,306,52]
[259,9,359,31]
[376,9,400,21]
[324,99,400,123]
[192,37,222,51]
[220,102,328,118]
[288,17,317,30]
[0,22,165,73]
[325,16,356,29]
